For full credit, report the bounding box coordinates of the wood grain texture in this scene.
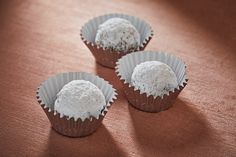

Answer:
[0,0,235,156]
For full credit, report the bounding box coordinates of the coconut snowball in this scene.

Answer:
[54,80,106,121]
[95,18,140,53]
[131,61,178,97]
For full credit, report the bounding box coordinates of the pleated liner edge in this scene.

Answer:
[80,13,154,69]
[36,72,117,137]
[115,51,188,112]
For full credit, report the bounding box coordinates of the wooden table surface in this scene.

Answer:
[0,0,235,156]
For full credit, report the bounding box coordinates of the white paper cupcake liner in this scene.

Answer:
[116,51,188,112]
[80,13,154,69]
[36,72,117,137]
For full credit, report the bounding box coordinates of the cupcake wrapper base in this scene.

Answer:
[81,13,154,69]
[120,79,187,112]
[116,51,188,113]
[40,104,106,137]
[84,39,151,69]
[36,72,117,137]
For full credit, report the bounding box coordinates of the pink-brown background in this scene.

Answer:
[0,0,235,156]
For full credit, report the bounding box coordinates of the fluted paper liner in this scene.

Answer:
[116,51,188,112]
[36,72,117,137]
[80,13,154,69]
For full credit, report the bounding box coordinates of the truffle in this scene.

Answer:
[54,80,106,121]
[131,61,178,97]
[95,18,140,53]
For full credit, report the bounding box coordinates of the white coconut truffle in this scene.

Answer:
[95,18,140,53]
[131,61,178,97]
[54,80,106,121]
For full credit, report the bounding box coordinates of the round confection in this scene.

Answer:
[131,61,178,97]
[95,17,140,53]
[54,80,106,121]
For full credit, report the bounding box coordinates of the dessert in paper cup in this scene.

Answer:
[36,72,117,137]
[116,51,188,113]
[80,13,154,69]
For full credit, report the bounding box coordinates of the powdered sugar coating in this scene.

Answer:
[95,18,140,53]
[131,61,178,97]
[54,80,106,121]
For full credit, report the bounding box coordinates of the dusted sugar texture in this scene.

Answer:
[54,80,106,121]
[95,18,140,53]
[2,0,236,156]
[131,61,178,97]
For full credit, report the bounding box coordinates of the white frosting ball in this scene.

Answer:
[54,80,106,121]
[131,61,178,97]
[95,18,140,53]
